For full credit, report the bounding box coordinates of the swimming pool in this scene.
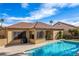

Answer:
[24,40,79,56]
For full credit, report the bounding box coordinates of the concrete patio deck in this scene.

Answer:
[0,40,59,56]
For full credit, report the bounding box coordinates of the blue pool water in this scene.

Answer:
[24,40,79,56]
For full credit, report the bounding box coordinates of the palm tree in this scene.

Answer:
[0,18,4,27]
[0,19,6,37]
[0,19,5,39]
[49,20,53,25]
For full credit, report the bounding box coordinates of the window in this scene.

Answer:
[29,31,34,39]
[37,31,44,39]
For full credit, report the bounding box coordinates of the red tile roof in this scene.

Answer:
[53,22,77,30]
[8,22,34,29]
[7,22,53,29]
[33,22,52,29]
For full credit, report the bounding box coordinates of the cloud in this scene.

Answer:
[1,13,9,17]
[21,3,29,8]
[42,3,68,8]
[1,13,37,25]
[68,3,79,7]
[29,3,58,20]
[53,17,79,26]
[6,17,29,20]
[0,13,9,19]
[2,3,58,23]
[42,3,79,8]
[4,16,79,26]
[0,13,34,22]
[30,8,57,20]
[28,3,79,20]
[5,16,35,22]
[1,3,79,26]
[2,23,12,26]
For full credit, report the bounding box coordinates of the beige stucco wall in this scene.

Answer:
[53,30,63,40]
[29,39,45,44]
[0,39,7,47]
[35,39,46,44]
[29,39,35,44]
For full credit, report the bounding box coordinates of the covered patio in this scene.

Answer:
[6,22,63,45]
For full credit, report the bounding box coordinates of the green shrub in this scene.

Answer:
[56,31,63,39]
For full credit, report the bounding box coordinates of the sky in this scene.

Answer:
[0,3,79,26]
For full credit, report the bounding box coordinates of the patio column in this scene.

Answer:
[61,30,64,39]
[34,30,37,40]
[44,30,46,40]
[26,31,29,43]
[51,30,53,40]
[7,30,13,43]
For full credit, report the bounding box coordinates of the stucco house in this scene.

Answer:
[53,22,77,34]
[53,22,77,30]
[0,22,63,47]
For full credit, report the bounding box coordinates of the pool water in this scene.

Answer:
[24,40,79,56]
